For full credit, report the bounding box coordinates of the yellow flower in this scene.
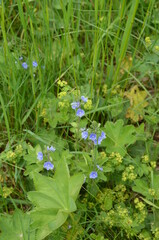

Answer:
[84,99,92,110]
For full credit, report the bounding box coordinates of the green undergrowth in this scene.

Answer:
[0,0,159,239]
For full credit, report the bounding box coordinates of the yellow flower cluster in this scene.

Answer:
[6,150,16,161]
[58,91,67,99]
[41,108,47,117]
[106,210,115,227]
[134,209,147,223]
[114,184,129,203]
[100,151,106,159]
[2,186,13,198]
[117,206,133,227]
[102,84,107,95]
[150,161,156,169]
[117,205,129,218]
[134,198,145,211]
[141,154,149,163]
[114,184,126,192]
[122,165,137,181]
[148,188,156,196]
[111,85,121,95]
[84,99,92,110]
[58,101,69,109]
[15,144,23,155]
[110,152,123,165]
[73,89,80,97]
[57,80,67,87]
[145,37,151,45]
[40,108,48,124]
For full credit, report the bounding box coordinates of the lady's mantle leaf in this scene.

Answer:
[104,119,136,156]
[0,209,35,240]
[28,157,84,239]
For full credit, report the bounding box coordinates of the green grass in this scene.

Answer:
[0,0,158,138]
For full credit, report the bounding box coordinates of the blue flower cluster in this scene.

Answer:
[18,57,38,70]
[37,145,55,170]
[81,129,106,145]
[71,96,88,118]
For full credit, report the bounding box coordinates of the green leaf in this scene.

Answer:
[104,196,113,210]
[104,119,136,156]
[0,209,36,240]
[52,0,69,9]
[132,179,152,199]
[28,157,84,239]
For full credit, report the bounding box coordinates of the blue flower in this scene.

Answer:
[47,146,56,152]
[97,136,103,145]
[76,108,85,118]
[96,165,103,171]
[101,131,106,139]
[71,102,80,110]
[33,61,38,67]
[81,96,88,103]
[22,62,28,69]
[93,139,97,145]
[43,161,54,170]
[37,152,43,161]
[89,171,98,179]
[82,131,88,140]
[89,133,97,141]
[19,56,23,60]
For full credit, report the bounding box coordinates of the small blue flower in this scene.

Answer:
[89,171,98,179]
[19,56,23,60]
[89,133,97,141]
[33,61,38,67]
[47,146,56,152]
[82,131,88,140]
[96,165,103,171]
[37,152,43,161]
[101,131,106,139]
[97,136,103,145]
[43,161,54,170]
[71,102,80,110]
[93,139,97,145]
[22,62,28,69]
[76,108,85,118]
[81,96,88,103]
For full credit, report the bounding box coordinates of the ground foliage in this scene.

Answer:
[0,0,159,239]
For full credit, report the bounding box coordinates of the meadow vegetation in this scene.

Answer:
[0,0,159,239]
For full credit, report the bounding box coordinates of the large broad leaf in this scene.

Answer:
[28,158,84,239]
[0,209,36,240]
[104,119,136,156]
